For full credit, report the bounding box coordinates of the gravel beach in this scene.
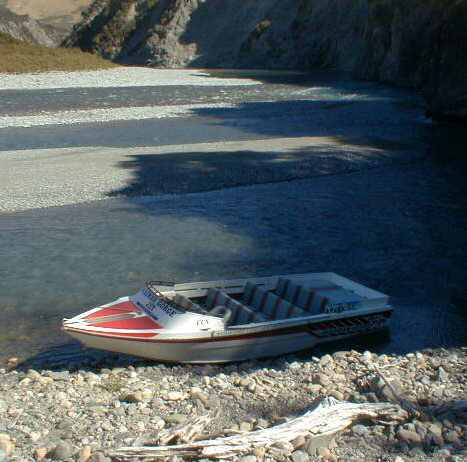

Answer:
[0,348,465,462]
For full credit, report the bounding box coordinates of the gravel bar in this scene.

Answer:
[0,68,262,91]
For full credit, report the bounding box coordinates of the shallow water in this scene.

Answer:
[1,70,466,365]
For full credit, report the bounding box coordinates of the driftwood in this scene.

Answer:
[157,414,213,445]
[111,398,407,460]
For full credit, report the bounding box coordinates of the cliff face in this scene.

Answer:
[0,5,57,46]
[2,0,92,40]
[66,0,467,122]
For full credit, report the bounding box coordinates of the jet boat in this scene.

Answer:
[63,272,392,363]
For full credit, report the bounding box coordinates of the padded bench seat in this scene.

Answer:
[205,288,268,325]
[242,282,308,320]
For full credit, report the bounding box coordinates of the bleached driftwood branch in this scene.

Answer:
[157,414,213,445]
[111,398,407,460]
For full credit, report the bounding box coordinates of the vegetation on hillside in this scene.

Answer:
[0,31,116,73]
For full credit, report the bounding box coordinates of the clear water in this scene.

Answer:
[1,71,466,366]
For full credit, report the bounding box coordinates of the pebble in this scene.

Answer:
[316,447,333,460]
[164,413,187,425]
[121,391,143,403]
[351,424,369,436]
[397,428,423,445]
[291,449,309,462]
[239,456,257,462]
[0,434,13,456]
[90,453,110,462]
[50,441,74,460]
[305,434,333,456]
[437,367,449,382]
[78,446,92,462]
[239,421,253,432]
[291,435,306,449]
[319,355,333,367]
[166,391,186,401]
[312,374,330,387]
[34,447,48,460]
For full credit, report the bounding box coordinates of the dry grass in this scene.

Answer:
[0,32,117,73]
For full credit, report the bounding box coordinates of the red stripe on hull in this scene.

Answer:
[89,316,161,330]
[84,301,139,319]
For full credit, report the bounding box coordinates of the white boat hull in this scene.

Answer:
[63,272,392,363]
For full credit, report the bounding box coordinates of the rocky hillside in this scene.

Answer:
[0,5,56,46]
[1,0,92,40]
[65,0,467,122]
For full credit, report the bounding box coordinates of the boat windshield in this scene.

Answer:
[144,281,186,312]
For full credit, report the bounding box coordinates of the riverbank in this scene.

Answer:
[0,348,465,461]
[0,32,115,74]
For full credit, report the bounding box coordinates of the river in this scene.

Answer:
[0,70,465,367]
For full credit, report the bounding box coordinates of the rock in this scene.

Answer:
[247,381,257,393]
[394,457,405,462]
[253,447,266,459]
[0,449,6,462]
[90,453,110,462]
[444,430,461,445]
[330,390,345,401]
[34,447,48,460]
[317,447,332,459]
[291,435,306,449]
[312,374,330,387]
[0,401,7,413]
[29,431,41,442]
[78,446,92,462]
[397,428,423,445]
[166,391,185,401]
[6,357,19,369]
[434,448,451,458]
[319,355,333,367]
[50,441,74,460]
[190,387,209,404]
[164,413,187,425]
[239,421,252,432]
[437,367,449,382]
[305,435,333,456]
[256,418,269,428]
[291,449,309,462]
[121,391,143,403]
[306,384,322,394]
[239,455,257,462]
[351,424,369,436]
[0,434,13,456]
[288,361,302,370]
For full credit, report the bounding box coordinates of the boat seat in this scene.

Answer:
[206,288,267,325]
[274,278,326,315]
[242,283,307,320]
[173,293,207,314]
